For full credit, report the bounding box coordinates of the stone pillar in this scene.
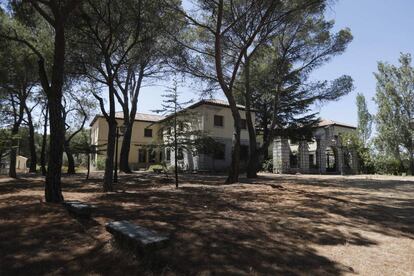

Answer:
[350,149,359,174]
[336,147,344,175]
[298,140,309,173]
[273,137,290,174]
[316,138,326,174]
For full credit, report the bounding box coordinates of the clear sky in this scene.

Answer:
[135,0,414,126]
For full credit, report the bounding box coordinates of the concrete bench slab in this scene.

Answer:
[106,220,169,253]
[63,201,93,218]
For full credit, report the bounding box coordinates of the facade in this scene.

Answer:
[272,120,359,175]
[90,99,254,172]
[90,99,358,174]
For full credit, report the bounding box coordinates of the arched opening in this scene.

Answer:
[325,146,337,172]
[290,150,298,168]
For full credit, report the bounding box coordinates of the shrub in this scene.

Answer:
[96,156,105,170]
[373,156,405,175]
[148,164,164,172]
[261,158,273,173]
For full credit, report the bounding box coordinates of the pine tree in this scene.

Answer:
[153,79,205,188]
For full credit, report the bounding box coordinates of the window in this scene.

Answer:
[309,154,316,168]
[290,152,298,168]
[241,119,247,130]
[144,128,153,137]
[213,143,225,160]
[159,151,163,162]
[148,150,156,163]
[214,115,224,127]
[240,145,249,161]
[177,148,184,160]
[138,149,147,163]
[166,149,171,161]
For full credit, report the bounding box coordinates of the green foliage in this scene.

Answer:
[356,93,372,146]
[373,156,405,175]
[340,132,375,174]
[147,164,164,172]
[96,156,106,171]
[234,3,353,146]
[261,159,273,173]
[374,53,414,173]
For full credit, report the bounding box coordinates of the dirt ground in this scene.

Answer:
[0,172,413,276]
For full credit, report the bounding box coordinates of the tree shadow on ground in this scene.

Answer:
[1,173,413,275]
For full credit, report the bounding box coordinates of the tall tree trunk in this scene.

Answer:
[8,127,19,179]
[64,140,76,174]
[104,120,116,191]
[119,67,144,173]
[119,123,132,173]
[45,93,65,202]
[174,103,179,188]
[226,105,242,184]
[41,105,48,176]
[214,1,242,184]
[9,95,24,178]
[409,144,414,176]
[86,153,90,180]
[103,85,117,192]
[25,105,37,173]
[244,55,259,178]
[44,23,66,203]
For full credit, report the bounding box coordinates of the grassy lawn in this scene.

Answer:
[0,173,413,275]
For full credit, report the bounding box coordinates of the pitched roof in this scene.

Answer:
[90,99,248,126]
[317,119,356,129]
[197,99,247,109]
[115,112,165,122]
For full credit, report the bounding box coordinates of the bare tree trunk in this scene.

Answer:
[41,105,48,176]
[86,153,90,180]
[119,67,144,173]
[104,120,116,191]
[9,96,24,178]
[119,119,132,173]
[244,55,259,178]
[226,106,242,184]
[8,127,18,178]
[65,140,76,174]
[44,22,66,203]
[45,93,65,202]
[174,104,179,188]
[25,105,37,173]
[103,85,117,192]
[409,144,414,176]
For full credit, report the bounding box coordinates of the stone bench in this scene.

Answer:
[106,220,169,254]
[63,201,93,218]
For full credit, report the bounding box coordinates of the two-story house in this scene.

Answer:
[89,99,255,171]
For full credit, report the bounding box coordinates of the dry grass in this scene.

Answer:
[0,172,413,275]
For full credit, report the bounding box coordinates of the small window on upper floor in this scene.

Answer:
[241,119,247,130]
[214,115,224,127]
[144,128,153,137]
[166,149,171,161]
